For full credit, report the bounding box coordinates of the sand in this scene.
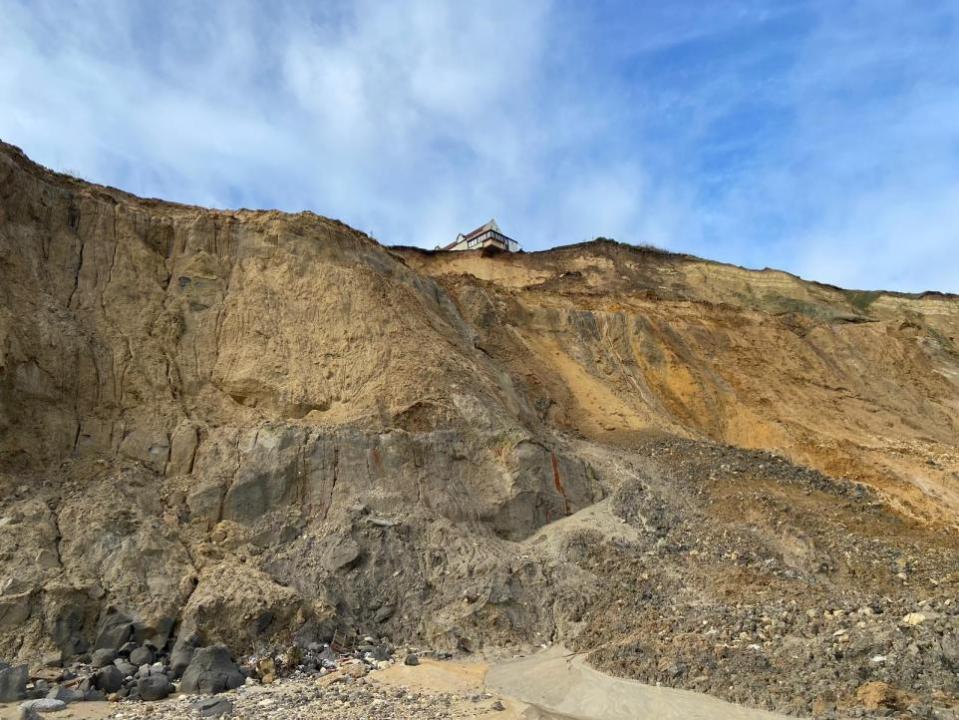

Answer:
[485,646,797,720]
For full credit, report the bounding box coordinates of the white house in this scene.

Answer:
[442,219,520,252]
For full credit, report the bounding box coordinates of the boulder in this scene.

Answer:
[93,611,134,652]
[91,648,116,668]
[404,653,419,666]
[129,646,155,666]
[93,665,124,693]
[0,663,28,702]
[114,659,138,677]
[17,698,66,720]
[179,645,244,695]
[150,617,176,652]
[46,684,84,704]
[170,631,202,679]
[137,674,173,701]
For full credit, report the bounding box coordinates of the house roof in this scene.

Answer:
[462,219,500,240]
[441,219,505,250]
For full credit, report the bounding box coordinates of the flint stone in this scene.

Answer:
[137,674,173,701]
[93,665,124,693]
[0,663,28,702]
[129,646,155,666]
[91,648,116,668]
[179,645,244,695]
[191,697,234,717]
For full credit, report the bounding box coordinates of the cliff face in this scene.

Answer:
[1,141,958,712]
[0,141,604,660]
[399,246,959,522]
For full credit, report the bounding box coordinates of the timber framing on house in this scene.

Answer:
[442,219,520,252]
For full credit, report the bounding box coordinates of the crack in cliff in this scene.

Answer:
[50,499,65,571]
[67,227,84,310]
[323,440,339,521]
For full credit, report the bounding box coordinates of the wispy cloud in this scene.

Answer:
[0,0,957,292]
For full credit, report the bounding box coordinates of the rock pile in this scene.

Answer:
[3,610,425,718]
[101,667,505,720]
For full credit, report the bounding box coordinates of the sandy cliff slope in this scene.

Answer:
[1,141,957,716]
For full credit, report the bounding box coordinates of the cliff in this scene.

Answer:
[1,141,957,714]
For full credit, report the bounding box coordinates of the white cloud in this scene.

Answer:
[0,0,957,292]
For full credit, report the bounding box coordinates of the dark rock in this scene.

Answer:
[170,631,202,679]
[49,602,93,660]
[84,689,105,702]
[114,660,138,677]
[118,641,138,657]
[32,679,49,696]
[150,617,176,651]
[137,674,173,701]
[129,646,155,666]
[179,645,244,695]
[47,684,84,704]
[93,665,124,693]
[373,644,392,661]
[94,610,134,652]
[131,622,152,645]
[404,653,420,666]
[0,663,28,702]
[91,648,116,668]
[191,697,234,717]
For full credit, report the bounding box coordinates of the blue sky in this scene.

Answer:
[2,1,958,292]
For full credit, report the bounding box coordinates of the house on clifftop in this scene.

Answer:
[442,219,520,252]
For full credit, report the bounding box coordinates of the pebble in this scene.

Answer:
[98,674,510,720]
